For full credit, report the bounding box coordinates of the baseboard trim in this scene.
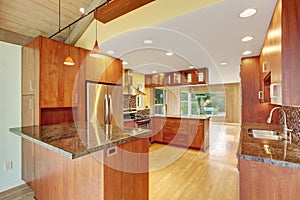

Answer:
[0,180,25,193]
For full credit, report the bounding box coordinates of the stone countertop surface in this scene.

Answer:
[151,115,210,120]
[237,123,300,169]
[10,122,151,159]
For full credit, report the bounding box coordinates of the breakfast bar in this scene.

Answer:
[10,122,151,200]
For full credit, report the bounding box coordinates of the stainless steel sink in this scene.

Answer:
[248,129,284,141]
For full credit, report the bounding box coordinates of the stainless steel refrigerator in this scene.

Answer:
[87,82,123,127]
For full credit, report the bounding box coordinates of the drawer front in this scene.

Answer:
[163,133,188,146]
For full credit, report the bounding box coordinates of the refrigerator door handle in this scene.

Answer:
[104,94,109,124]
[108,94,112,125]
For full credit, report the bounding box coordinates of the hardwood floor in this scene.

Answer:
[2,123,240,200]
[149,123,240,200]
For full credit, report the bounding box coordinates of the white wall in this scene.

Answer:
[0,41,23,190]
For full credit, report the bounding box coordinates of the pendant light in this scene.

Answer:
[64,26,75,65]
[90,20,102,58]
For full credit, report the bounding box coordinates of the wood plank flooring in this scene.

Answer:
[149,123,240,200]
[1,123,240,200]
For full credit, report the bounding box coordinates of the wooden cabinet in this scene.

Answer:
[150,117,164,142]
[22,36,123,125]
[85,55,122,85]
[124,120,135,128]
[22,38,40,95]
[151,117,209,150]
[239,159,300,200]
[22,95,35,126]
[22,137,149,200]
[260,0,300,106]
[241,57,277,124]
[40,37,85,108]
[145,68,208,88]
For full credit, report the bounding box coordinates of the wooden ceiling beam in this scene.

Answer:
[0,28,33,46]
[94,0,155,24]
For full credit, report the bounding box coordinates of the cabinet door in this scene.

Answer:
[85,55,106,82]
[22,37,41,95]
[22,95,35,126]
[150,117,164,142]
[85,55,122,84]
[104,57,123,84]
[40,37,80,108]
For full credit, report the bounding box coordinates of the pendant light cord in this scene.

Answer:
[59,0,61,31]
[49,0,112,39]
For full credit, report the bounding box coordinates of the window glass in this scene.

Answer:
[181,92,225,116]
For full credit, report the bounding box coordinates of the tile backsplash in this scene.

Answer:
[281,106,300,141]
[123,94,136,109]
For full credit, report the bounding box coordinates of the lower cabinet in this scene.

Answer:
[151,117,209,151]
[239,159,300,200]
[124,120,135,128]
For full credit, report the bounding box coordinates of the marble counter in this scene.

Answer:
[151,114,210,120]
[10,122,151,159]
[237,123,300,169]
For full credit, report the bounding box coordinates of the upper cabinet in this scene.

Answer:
[260,0,300,106]
[40,37,86,108]
[22,36,123,125]
[145,68,208,88]
[85,54,123,85]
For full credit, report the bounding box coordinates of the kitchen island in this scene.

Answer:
[150,115,210,151]
[237,123,300,200]
[10,122,151,200]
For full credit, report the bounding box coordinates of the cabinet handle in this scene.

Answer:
[29,80,34,91]
[29,97,33,110]
[258,91,263,100]
[74,94,78,104]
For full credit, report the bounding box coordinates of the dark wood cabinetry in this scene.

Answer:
[151,116,209,151]
[22,36,123,125]
[260,0,300,106]
[241,57,277,124]
[239,159,300,200]
[145,68,208,88]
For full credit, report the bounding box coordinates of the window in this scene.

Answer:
[154,89,166,115]
[181,91,225,116]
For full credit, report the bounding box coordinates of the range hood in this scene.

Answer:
[124,69,146,95]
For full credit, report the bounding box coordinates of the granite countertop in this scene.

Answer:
[237,123,300,169]
[10,122,151,159]
[151,114,210,120]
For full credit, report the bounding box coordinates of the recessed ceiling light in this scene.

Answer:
[240,8,257,18]
[189,66,195,69]
[242,50,252,55]
[241,36,254,42]
[220,62,228,66]
[144,39,154,44]
[122,61,128,65]
[106,50,115,55]
[166,52,174,56]
[79,8,85,14]
[152,70,157,74]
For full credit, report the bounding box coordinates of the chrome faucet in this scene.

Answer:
[267,107,293,143]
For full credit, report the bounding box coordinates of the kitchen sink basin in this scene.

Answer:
[248,129,284,141]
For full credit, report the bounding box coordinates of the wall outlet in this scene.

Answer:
[4,161,13,171]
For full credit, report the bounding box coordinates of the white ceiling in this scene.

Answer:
[97,0,277,84]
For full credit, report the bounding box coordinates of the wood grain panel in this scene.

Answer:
[32,142,104,200]
[104,138,149,200]
[0,27,33,46]
[40,107,74,125]
[0,0,93,42]
[239,159,300,200]
[282,0,300,106]
[241,57,278,124]
[94,0,155,23]
[22,139,35,189]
